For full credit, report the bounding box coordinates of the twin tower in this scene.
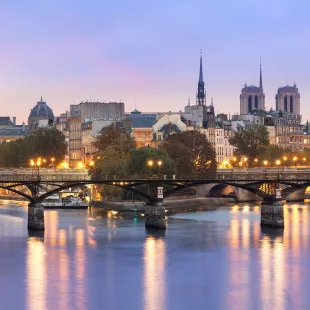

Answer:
[240,61,300,115]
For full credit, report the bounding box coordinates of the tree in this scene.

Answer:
[126,147,175,176]
[229,125,269,166]
[89,125,136,199]
[162,141,195,175]
[0,128,67,167]
[26,128,67,166]
[93,125,136,160]
[163,130,216,177]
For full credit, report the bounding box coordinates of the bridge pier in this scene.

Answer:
[28,203,45,231]
[260,201,284,228]
[145,202,166,230]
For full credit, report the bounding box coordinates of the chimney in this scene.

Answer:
[13,117,16,125]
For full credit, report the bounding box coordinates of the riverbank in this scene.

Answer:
[91,197,236,213]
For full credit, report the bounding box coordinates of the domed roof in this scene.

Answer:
[28,97,54,120]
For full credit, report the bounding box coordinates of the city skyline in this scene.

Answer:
[1,1,310,122]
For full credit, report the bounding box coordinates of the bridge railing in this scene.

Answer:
[0,172,309,182]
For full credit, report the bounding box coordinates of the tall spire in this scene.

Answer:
[199,49,203,84]
[196,50,206,106]
[259,57,263,89]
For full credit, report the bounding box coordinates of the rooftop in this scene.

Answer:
[0,117,14,127]
[125,112,157,128]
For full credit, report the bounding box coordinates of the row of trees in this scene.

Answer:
[228,124,309,167]
[90,125,216,178]
[0,128,67,167]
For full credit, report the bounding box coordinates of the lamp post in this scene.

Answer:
[293,156,298,167]
[276,159,281,179]
[30,160,34,176]
[30,158,41,179]
[36,160,41,179]
[263,160,268,175]
[243,157,248,168]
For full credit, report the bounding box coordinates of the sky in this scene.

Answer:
[1,0,310,123]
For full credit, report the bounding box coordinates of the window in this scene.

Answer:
[254,95,258,109]
[290,96,294,113]
[248,96,252,113]
[284,96,288,112]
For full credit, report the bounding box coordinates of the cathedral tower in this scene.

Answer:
[240,60,265,115]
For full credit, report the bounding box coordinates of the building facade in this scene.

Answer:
[275,84,300,115]
[125,110,156,148]
[68,101,126,167]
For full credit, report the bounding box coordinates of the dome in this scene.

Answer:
[28,97,54,121]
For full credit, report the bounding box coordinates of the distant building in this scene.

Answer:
[68,101,126,167]
[0,117,15,128]
[214,121,235,167]
[0,123,28,143]
[240,61,265,115]
[152,112,187,144]
[69,101,124,123]
[28,97,54,133]
[55,112,70,163]
[264,111,303,151]
[275,84,300,115]
[125,110,156,148]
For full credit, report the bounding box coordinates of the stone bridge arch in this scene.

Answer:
[196,183,262,202]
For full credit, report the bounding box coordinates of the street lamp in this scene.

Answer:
[147,160,154,167]
[293,156,298,167]
[50,157,55,167]
[276,159,281,178]
[263,160,268,174]
[243,157,248,168]
[254,158,258,166]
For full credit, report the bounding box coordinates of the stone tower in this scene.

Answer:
[275,84,300,115]
[240,60,265,115]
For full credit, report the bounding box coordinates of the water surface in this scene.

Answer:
[0,201,310,309]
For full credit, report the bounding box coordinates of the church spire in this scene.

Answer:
[196,50,206,106]
[199,50,203,84]
[259,57,263,90]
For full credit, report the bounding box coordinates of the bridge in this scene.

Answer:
[1,170,310,231]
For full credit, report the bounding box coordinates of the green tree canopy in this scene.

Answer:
[126,147,175,176]
[229,124,269,166]
[93,125,136,160]
[163,130,216,177]
[0,127,67,167]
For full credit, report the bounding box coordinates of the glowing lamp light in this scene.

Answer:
[147,160,154,167]
[77,162,84,169]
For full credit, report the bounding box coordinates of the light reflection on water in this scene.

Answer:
[1,204,310,309]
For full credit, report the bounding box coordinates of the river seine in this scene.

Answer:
[0,201,310,309]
